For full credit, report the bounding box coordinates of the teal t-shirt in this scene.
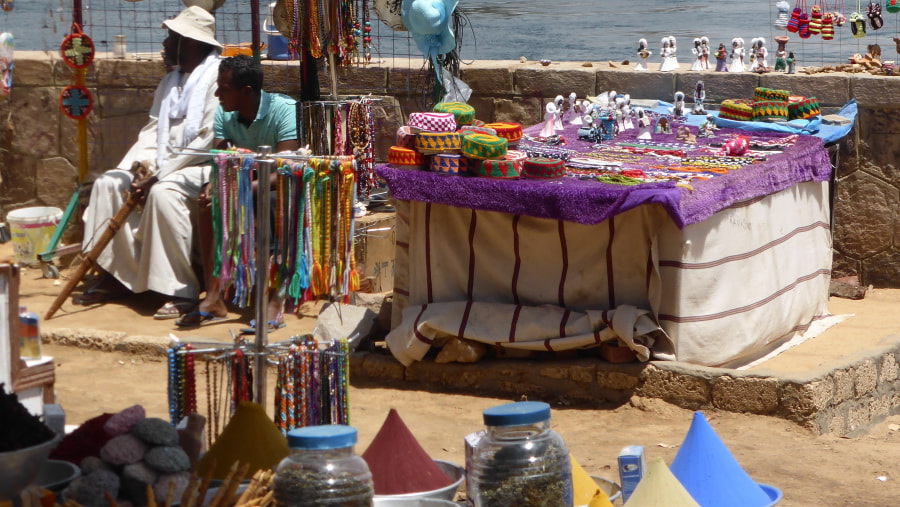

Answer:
[214,91,297,150]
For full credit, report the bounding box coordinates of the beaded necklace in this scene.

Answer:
[307,0,323,58]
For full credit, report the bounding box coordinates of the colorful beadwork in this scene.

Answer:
[388,146,427,166]
[523,157,566,179]
[475,158,520,179]
[433,101,475,125]
[415,131,461,154]
[460,133,508,160]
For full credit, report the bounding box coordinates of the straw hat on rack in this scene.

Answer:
[182,0,226,13]
[375,0,407,31]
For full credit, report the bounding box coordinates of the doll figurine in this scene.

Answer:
[659,36,679,71]
[698,114,718,137]
[750,37,768,72]
[568,92,582,125]
[700,36,710,69]
[774,36,788,71]
[690,38,703,71]
[635,38,651,71]
[634,107,652,140]
[654,115,672,134]
[540,102,557,137]
[729,38,745,72]
[715,43,728,71]
[691,81,706,115]
[598,107,616,140]
[553,95,565,130]
[622,94,634,129]
[787,51,796,74]
[671,91,686,117]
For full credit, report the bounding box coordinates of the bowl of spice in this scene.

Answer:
[373,460,464,502]
[373,499,459,507]
[0,384,61,500]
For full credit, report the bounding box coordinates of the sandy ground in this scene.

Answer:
[46,340,900,507]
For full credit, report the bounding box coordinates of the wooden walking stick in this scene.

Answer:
[44,193,139,320]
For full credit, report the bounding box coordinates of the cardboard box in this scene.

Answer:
[618,445,646,503]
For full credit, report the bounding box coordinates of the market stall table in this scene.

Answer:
[378,116,836,368]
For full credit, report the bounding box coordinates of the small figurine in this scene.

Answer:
[615,108,625,132]
[787,51,796,74]
[690,37,703,71]
[715,42,728,71]
[729,38,745,73]
[659,36,679,71]
[675,125,696,144]
[634,107,652,140]
[700,36,710,69]
[749,37,768,72]
[691,81,706,115]
[635,38,651,71]
[697,114,718,137]
[774,36,789,71]
[654,115,672,135]
[671,91,686,117]
[608,90,617,106]
[553,95,565,130]
[577,115,597,141]
[598,107,616,140]
[622,94,634,130]
[568,92,582,125]
[540,101,557,137]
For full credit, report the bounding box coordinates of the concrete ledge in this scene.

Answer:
[347,334,900,436]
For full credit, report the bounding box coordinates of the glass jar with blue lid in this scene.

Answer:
[470,401,573,506]
[273,425,374,506]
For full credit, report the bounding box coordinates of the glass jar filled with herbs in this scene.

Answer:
[470,401,573,507]
[273,425,374,507]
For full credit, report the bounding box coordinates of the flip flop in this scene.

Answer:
[239,319,285,335]
[175,311,222,328]
[153,300,195,320]
[76,287,128,305]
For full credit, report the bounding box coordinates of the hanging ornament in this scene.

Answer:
[60,24,95,69]
[60,85,93,119]
[0,0,12,12]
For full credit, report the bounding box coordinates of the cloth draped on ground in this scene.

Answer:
[82,59,220,299]
[379,120,835,367]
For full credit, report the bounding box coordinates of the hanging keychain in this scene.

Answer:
[810,0,823,33]
[788,0,803,31]
[821,0,835,39]
[850,0,867,37]
[866,1,883,29]
[798,0,812,37]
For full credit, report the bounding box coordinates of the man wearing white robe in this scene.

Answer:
[80,6,223,317]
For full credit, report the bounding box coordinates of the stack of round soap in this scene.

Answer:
[719,99,753,121]
[407,112,457,133]
[459,125,497,137]
[395,126,417,149]
[484,122,523,147]
[433,102,475,126]
[415,131,461,155]
[788,95,820,120]
[474,158,520,179]
[523,157,566,180]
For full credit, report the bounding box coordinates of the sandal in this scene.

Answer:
[239,319,286,335]
[175,310,223,328]
[76,287,128,305]
[153,300,196,320]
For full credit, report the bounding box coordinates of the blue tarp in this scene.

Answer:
[652,99,857,144]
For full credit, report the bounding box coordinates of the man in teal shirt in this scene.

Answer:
[177,55,299,327]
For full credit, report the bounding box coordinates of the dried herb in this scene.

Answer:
[273,466,373,507]
[475,439,572,507]
[0,383,56,451]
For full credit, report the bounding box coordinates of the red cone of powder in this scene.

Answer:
[361,408,453,495]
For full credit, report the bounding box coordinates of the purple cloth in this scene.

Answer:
[377,121,830,229]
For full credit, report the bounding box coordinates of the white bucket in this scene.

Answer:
[7,206,63,266]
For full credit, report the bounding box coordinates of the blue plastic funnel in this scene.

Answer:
[670,412,781,507]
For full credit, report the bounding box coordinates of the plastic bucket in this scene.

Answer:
[7,206,63,265]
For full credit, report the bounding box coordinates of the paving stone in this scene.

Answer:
[853,360,878,396]
[711,376,778,414]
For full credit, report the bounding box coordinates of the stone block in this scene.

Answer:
[314,302,377,344]
[780,378,833,418]
[95,58,167,89]
[358,352,404,381]
[37,157,78,209]
[846,402,872,434]
[597,370,639,390]
[7,87,61,158]
[858,108,900,140]
[539,365,568,380]
[827,411,847,435]
[466,96,495,123]
[759,74,850,107]
[262,63,302,95]
[676,72,760,105]
[850,75,900,108]
[865,250,900,289]
[853,360,878,396]
[53,58,97,88]
[830,253,860,281]
[461,66,514,96]
[59,108,102,170]
[330,65,388,95]
[596,71,676,102]
[388,67,429,96]
[638,365,711,408]
[353,292,392,333]
[870,395,890,419]
[881,354,899,384]
[711,376,778,414]
[515,68,595,98]
[832,369,854,404]
[493,97,541,126]
[832,171,897,259]
[10,55,54,87]
[96,88,155,118]
[569,364,595,384]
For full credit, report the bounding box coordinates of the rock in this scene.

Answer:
[67,469,120,507]
[435,337,487,363]
[153,472,191,503]
[144,446,191,473]
[130,417,179,447]
[121,461,159,505]
[100,433,148,465]
[79,456,109,475]
[313,302,378,347]
[104,405,146,437]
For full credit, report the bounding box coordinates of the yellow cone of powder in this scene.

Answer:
[623,457,700,507]
[571,453,613,507]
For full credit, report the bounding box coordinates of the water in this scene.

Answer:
[2,0,898,66]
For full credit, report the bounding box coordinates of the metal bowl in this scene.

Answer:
[0,433,61,500]
[33,459,81,493]
[575,476,622,506]
[374,459,464,502]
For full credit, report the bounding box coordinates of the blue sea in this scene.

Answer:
[1,0,897,66]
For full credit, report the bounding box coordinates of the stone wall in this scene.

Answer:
[2,53,899,285]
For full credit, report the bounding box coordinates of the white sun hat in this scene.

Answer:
[162,6,223,49]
